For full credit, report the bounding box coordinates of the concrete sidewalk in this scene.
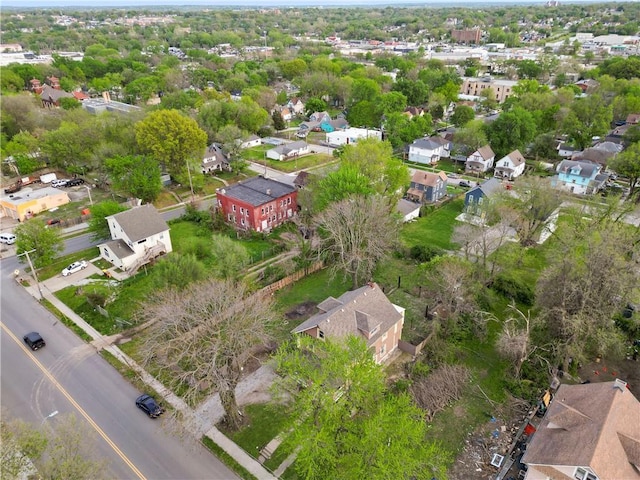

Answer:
[23,281,278,480]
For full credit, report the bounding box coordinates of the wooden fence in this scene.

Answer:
[398,331,435,356]
[258,261,324,296]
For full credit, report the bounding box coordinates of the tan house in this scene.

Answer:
[99,204,172,274]
[0,187,70,221]
[461,77,518,103]
[522,380,640,480]
[292,282,405,364]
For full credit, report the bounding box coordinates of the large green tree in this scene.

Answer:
[339,137,409,202]
[450,105,475,127]
[105,155,162,203]
[272,336,449,480]
[87,201,128,241]
[561,94,612,149]
[135,109,207,177]
[608,141,640,200]
[14,219,64,269]
[486,107,537,157]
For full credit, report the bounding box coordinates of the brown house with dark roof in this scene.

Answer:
[522,380,640,480]
[292,282,405,364]
[39,84,74,108]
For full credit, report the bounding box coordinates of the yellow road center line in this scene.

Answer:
[1,322,147,480]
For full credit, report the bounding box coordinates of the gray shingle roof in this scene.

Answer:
[557,159,600,178]
[412,138,442,150]
[467,177,502,197]
[109,204,169,243]
[218,176,296,207]
[272,140,308,155]
[292,283,403,346]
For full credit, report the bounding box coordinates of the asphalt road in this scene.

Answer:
[0,262,237,479]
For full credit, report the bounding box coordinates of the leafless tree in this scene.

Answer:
[138,279,277,430]
[423,256,478,319]
[314,194,399,289]
[505,176,562,246]
[496,306,536,378]
[410,365,471,421]
[535,215,639,370]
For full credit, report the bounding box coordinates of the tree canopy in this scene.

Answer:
[135,109,207,177]
[272,336,450,480]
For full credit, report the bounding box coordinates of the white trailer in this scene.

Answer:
[40,173,57,184]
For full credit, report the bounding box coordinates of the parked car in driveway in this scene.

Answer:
[62,260,88,276]
[136,394,165,418]
[51,179,68,188]
[23,332,46,350]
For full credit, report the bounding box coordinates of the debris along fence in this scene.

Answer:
[258,261,324,296]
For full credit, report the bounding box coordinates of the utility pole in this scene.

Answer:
[186,159,195,203]
[83,185,93,205]
[17,249,44,300]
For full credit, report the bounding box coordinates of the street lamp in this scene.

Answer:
[83,185,93,206]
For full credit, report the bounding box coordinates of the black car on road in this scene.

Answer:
[136,394,165,418]
[23,332,46,350]
[459,180,472,188]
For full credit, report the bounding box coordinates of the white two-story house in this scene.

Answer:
[466,145,496,173]
[99,204,172,274]
[494,149,526,180]
[407,136,451,165]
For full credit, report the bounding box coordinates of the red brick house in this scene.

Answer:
[216,176,297,233]
[292,282,405,364]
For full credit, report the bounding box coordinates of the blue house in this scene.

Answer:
[464,177,503,216]
[552,159,604,195]
[406,171,448,204]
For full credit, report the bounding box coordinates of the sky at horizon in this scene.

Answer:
[0,0,620,8]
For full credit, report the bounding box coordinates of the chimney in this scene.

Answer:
[266,189,272,195]
[613,378,627,392]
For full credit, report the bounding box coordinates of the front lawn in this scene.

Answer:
[219,403,289,460]
[37,247,100,281]
[266,153,334,173]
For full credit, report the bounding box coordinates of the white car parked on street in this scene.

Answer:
[62,260,88,276]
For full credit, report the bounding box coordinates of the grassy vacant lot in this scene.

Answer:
[400,198,464,250]
[240,145,335,173]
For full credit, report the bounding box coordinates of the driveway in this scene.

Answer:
[41,261,103,293]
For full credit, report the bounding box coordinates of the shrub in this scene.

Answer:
[86,292,107,307]
[409,244,444,263]
[151,253,206,290]
[491,272,535,305]
[182,237,214,262]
